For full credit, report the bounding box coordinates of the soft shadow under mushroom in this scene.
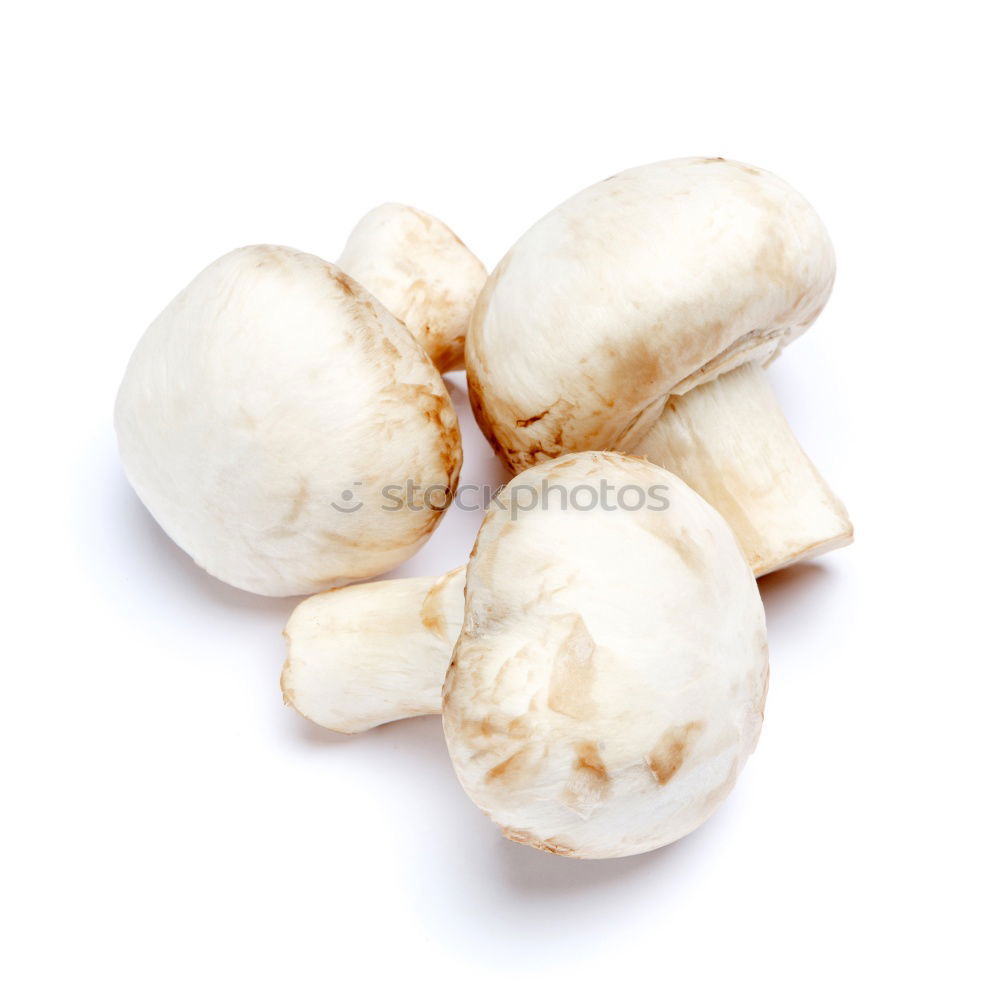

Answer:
[757,560,838,630]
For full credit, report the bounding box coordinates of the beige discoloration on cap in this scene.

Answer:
[500,827,577,856]
[115,245,462,596]
[647,722,705,786]
[563,741,613,815]
[442,452,769,859]
[466,157,851,575]
[546,615,599,719]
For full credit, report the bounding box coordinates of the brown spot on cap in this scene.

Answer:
[647,721,704,786]
[282,477,310,527]
[325,266,367,302]
[515,408,550,428]
[484,747,534,785]
[501,826,577,856]
[574,741,609,784]
[562,740,612,817]
[462,715,499,740]
[507,716,529,739]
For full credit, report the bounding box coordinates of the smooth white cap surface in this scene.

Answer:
[115,246,461,596]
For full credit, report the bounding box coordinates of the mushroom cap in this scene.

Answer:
[442,452,768,859]
[466,157,835,471]
[115,245,461,596]
[338,203,487,373]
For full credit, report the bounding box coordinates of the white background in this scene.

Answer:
[3,2,997,997]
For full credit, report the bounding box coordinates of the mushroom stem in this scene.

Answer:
[281,567,465,734]
[629,361,852,576]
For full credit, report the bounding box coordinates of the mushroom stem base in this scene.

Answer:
[630,362,852,576]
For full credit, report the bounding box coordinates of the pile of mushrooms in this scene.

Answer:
[467,157,851,575]
[118,157,851,860]
[287,452,768,858]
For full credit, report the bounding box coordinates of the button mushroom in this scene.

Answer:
[466,157,853,576]
[284,452,768,859]
[337,204,487,374]
[116,208,484,596]
[443,451,768,858]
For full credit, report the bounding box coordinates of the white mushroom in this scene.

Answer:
[282,567,465,733]
[283,452,767,858]
[337,204,487,373]
[115,241,466,597]
[466,157,853,576]
[442,452,768,859]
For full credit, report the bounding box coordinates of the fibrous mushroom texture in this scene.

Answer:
[442,451,769,859]
[115,245,462,596]
[338,204,487,374]
[466,157,852,576]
